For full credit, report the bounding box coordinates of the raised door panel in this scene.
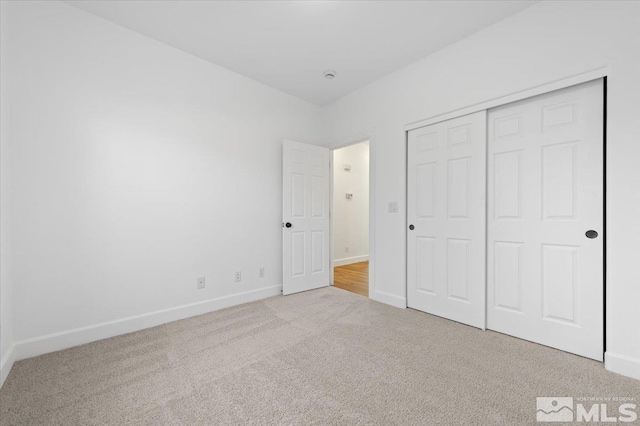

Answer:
[417,132,438,153]
[416,237,436,295]
[447,157,470,219]
[447,238,470,303]
[416,163,436,219]
[311,175,324,218]
[495,114,523,140]
[542,244,578,325]
[493,151,522,220]
[542,142,577,220]
[291,173,306,218]
[291,232,305,277]
[311,231,324,274]
[448,124,470,147]
[493,241,523,313]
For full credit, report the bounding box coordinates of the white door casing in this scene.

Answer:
[282,140,331,295]
[407,111,487,329]
[487,79,604,361]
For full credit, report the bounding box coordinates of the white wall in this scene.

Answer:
[322,0,640,379]
[0,0,322,365]
[0,15,15,383]
[332,141,369,266]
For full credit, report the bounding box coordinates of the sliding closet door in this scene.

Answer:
[407,111,487,329]
[487,79,604,360]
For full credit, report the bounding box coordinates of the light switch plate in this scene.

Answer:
[388,202,398,213]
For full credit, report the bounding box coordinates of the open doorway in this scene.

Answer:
[331,140,370,297]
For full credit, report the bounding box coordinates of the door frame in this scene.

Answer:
[328,131,376,298]
[404,68,608,358]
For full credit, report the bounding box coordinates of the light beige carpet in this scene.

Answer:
[1,287,638,425]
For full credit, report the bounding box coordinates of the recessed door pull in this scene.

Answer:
[585,230,598,239]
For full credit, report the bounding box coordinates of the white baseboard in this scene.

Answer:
[605,352,640,380]
[13,285,282,362]
[370,289,406,309]
[0,343,16,389]
[333,255,369,267]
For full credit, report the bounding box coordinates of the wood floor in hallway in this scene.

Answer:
[333,261,369,297]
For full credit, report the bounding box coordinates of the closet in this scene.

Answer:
[407,79,604,361]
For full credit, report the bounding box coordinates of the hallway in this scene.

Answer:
[333,261,369,297]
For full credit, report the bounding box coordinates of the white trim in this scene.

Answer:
[605,352,640,380]
[405,66,609,131]
[333,255,369,267]
[12,285,282,362]
[327,131,373,151]
[0,343,16,389]
[328,130,376,302]
[370,290,406,309]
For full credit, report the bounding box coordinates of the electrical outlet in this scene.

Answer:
[345,246,349,253]
[388,201,398,213]
[259,267,265,278]
[235,271,242,283]
[197,276,205,289]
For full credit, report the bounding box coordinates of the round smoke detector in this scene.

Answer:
[323,69,337,80]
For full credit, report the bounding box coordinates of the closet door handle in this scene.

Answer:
[409,224,415,230]
[585,230,598,239]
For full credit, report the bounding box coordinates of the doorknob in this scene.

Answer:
[585,230,598,239]
[409,224,415,230]
[285,222,293,228]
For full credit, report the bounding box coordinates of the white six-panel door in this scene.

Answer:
[282,140,331,295]
[487,80,604,360]
[407,111,487,329]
